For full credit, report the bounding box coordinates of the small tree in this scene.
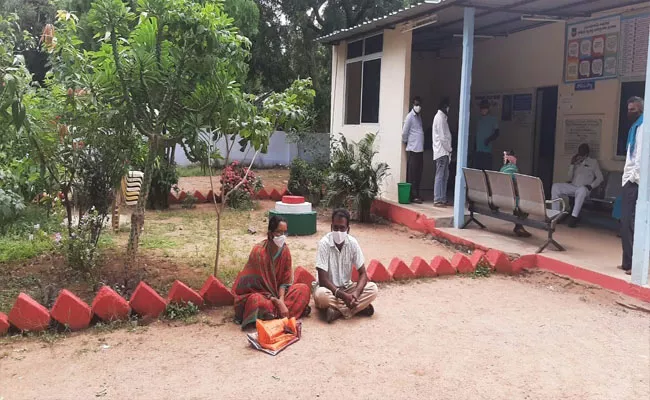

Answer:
[192,78,315,275]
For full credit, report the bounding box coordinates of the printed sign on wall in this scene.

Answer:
[565,16,620,82]
[564,118,602,158]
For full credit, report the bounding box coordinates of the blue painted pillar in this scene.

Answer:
[631,30,650,285]
[453,7,475,229]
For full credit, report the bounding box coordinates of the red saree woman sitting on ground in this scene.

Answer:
[233,216,311,329]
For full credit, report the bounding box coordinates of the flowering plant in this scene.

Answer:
[220,161,259,197]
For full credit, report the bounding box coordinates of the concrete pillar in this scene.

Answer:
[453,7,475,228]
[631,28,650,286]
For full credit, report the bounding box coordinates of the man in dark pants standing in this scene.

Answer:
[402,96,424,204]
[474,99,500,171]
[620,96,644,276]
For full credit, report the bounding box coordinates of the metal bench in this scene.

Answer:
[568,170,622,211]
[462,168,568,253]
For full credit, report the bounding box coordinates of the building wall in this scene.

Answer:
[330,26,413,202]
[331,4,649,201]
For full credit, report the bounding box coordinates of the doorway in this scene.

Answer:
[533,86,558,197]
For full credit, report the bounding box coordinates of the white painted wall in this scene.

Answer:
[330,26,413,202]
[175,131,299,167]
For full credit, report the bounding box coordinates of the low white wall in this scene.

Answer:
[175,131,330,167]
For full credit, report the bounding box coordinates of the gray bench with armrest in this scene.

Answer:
[462,168,568,253]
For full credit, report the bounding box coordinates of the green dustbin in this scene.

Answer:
[398,182,411,204]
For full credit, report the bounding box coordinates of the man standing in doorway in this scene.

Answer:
[619,96,644,276]
[432,97,453,208]
[474,99,499,170]
[550,143,603,228]
[402,96,424,203]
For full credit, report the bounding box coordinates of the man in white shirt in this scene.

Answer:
[432,97,453,207]
[313,209,378,323]
[551,143,604,228]
[402,96,424,204]
[619,96,644,275]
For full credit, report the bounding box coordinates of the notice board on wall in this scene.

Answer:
[565,15,620,82]
[564,118,602,158]
[620,13,650,78]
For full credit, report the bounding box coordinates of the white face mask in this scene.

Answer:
[413,105,421,114]
[332,231,348,245]
[272,235,286,248]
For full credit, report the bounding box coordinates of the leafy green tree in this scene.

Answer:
[51,0,251,276]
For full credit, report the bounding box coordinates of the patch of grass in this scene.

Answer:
[0,274,41,313]
[0,237,54,263]
[472,263,492,278]
[177,164,208,177]
[164,301,200,323]
[140,236,178,250]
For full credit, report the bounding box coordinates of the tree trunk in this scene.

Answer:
[214,207,222,276]
[125,137,158,283]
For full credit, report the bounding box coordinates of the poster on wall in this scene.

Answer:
[620,13,650,78]
[564,118,602,158]
[565,16,620,82]
[512,93,533,127]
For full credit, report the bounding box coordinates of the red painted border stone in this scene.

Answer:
[388,258,415,280]
[486,249,512,274]
[51,289,93,331]
[269,188,282,201]
[177,191,187,202]
[8,293,51,332]
[282,195,305,204]
[452,253,475,274]
[256,188,269,200]
[168,280,204,307]
[367,260,391,282]
[92,286,130,321]
[431,256,456,276]
[200,275,234,306]
[410,256,437,278]
[0,312,9,335]
[351,266,359,282]
[193,191,207,203]
[168,192,179,204]
[511,254,537,274]
[129,282,167,318]
[469,250,487,269]
[294,266,315,286]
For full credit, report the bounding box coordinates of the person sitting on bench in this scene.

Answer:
[551,144,603,228]
[499,150,532,238]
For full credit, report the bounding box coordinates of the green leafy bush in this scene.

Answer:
[182,194,197,209]
[164,301,200,322]
[288,158,326,205]
[63,209,106,278]
[325,133,389,223]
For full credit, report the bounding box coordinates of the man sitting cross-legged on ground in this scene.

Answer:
[313,209,378,323]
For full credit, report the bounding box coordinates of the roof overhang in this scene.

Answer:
[317,0,650,48]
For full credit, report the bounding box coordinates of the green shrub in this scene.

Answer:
[182,194,198,209]
[288,158,326,205]
[63,209,106,279]
[164,301,200,322]
[325,133,389,223]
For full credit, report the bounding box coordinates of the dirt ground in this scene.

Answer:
[0,200,455,313]
[1,273,648,400]
[176,169,290,194]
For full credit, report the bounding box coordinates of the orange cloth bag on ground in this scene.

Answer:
[247,317,302,356]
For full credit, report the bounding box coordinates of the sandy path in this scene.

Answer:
[1,275,648,400]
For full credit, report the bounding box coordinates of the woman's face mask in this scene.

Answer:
[272,235,286,248]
